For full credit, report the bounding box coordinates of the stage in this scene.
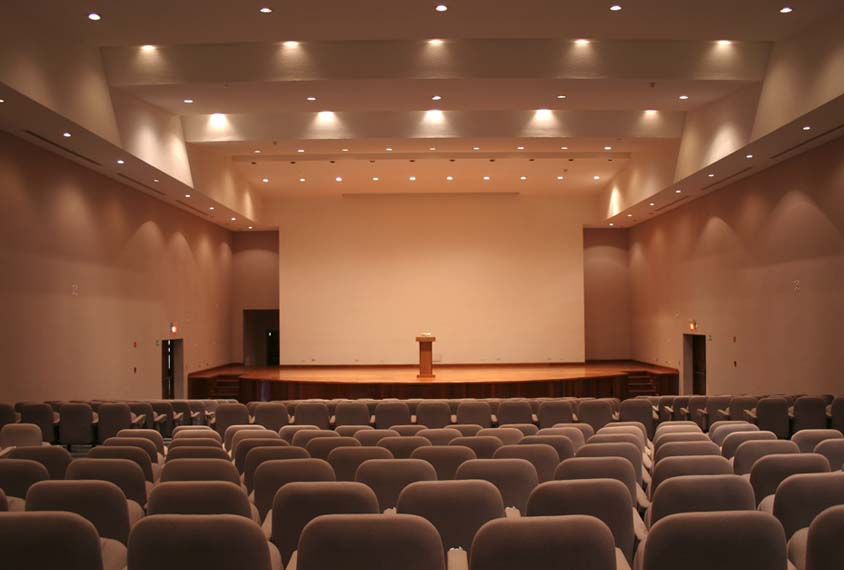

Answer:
[188,361,678,402]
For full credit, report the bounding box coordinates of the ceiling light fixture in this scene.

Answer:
[87,12,101,21]
[385,147,393,151]
[185,194,191,198]
[679,95,689,100]
[429,147,437,151]
[517,146,525,150]
[802,125,811,131]
[372,177,380,181]
[593,175,601,180]
[746,154,754,159]
[153,179,160,183]
[209,206,215,211]
[262,178,269,183]
[259,7,272,13]
[627,213,633,217]
[254,150,261,154]
[717,40,732,45]
[299,178,306,182]
[520,176,527,181]
[0,99,5,103]
[140,45,156,52]
[435,4,448,12]
[649,202,655,206]
[63,132,72,138]
[644,109,658,115]
[283,41,300,47]
[428,39,444,45]
[609,223,614,227]
[557,176,564,180]
[780,6,793,14]
[610,5,622,11]
[557,95,567,100]
[675,189,682,193]
[248,226,253,230]
[574,39,590,46]
[306,96,317,102]
[431,95,442,101]
[408,176,417,182]
[561,146,569,150]
[335,176,343,182]
[297,148,305,153]
[183,99,194,104]
[116,159,125,165]
[230,217,236,221]
[707,173,715,177]
[603,146,612,150]
[473,146,480,151]
[446,176,453,181]
[483,176,490,181]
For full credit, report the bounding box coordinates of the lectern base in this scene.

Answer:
[417,374,436,380]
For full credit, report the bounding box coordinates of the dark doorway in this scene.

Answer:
[683,334,707,395]
[243,309,280,366]
[161,339,184,399]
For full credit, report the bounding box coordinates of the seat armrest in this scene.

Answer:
[664,406,674,415]
[131,413,147,427]
[285,550,298,570]
[743,409,758,421]
[616,547,632,570]
[447,548,469,570]
[153,413,166,424]
[636,486,651,511]
[633,508,648,542]
[172,412,184,423]
[612,412,620,421]
[504,507,521,518]
[715,408,730,420]
[0,447,13,458]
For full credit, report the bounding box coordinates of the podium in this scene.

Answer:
[416,334,436,379]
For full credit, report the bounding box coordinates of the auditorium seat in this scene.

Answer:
[652,432,709,456]
[830,397,844,434]
[577,400,614,432]
[355,458,436,512]
[619,399,656,438]
[710,422,759,446]
[374,401,411,428]
[231,429,280,457]
[599,423,649,446]
[127,514,279,570]
[66,458,146,525]
[655,396,674,424]
[252,402,289,431]
[716,396,760,423]
[173,428,223,443]
[150,402,177,437]
[415,401,452,429]
[295,514,444,570]
[457,401,493,428]
[477,427,524,445]
[271,482,379,566]
[398,479,504,565]
[773,472,844,541]
[8,445,72,479]
[0,511,124,570]
[590,432,645,452]
[733,439,801,476]
[291,429,339,449]
[333,401,371,427]
[417,428,462,445]
[793,397,829,432]
[128,403,157,430]
[455,458,538,515]
[173,424,214,435]
[224,424,265,450]
[187,401,208,425]
[19,403,56,443]
[471,514,618,570]
[377,435,432,459]
[306,436,361,460]
[646,474,755,528]
[168,437,223,450]
[450,435,503,459]
[653,421,701,439]
[578,442,646,489]
[327,445,393,481]
[653,440,721,465]
[751,454,831,510]
[244,446,310,493]
[521,435,575,462]
[649,455,733,499]
[680,396,707,429]
[160,458,240,487]
[391,424,427,435]
[496,400,534,426]
[537,400,574,428]
[334,424,373,437]
[698,396,731,430]
[0,423,45,448]
[668,396,690,421]
[148,481,257,523]
[450,423,484,436]
[530,479,635,564]
[279,424,320,443]
[0,458,49,511]
[745,397,791,439]
[813,439,844,471]
[97,403,141,443]
[494,443,559,483]
[254,458,336,520]
[166,445,231,462]
[215,403,251,436]
[499,422,539,436]
[89,445,156,483]
[118,428,165,459]
[104,436,159,464]
[641,511,786,570]
[234,438,289,472]
[792,429,843,453]
[804,505,844,570]
[0,403,17,431]
[539,426,586,451]
[411,445,476,480]
[721,431,777,460]
[293,402,330,429]
[562,422,597,440]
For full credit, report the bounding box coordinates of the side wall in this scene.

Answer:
[272,194,594,365]
[231,231,280,363]
[0,132,233,402]
[629,136,844,395]
[583,229,632,361]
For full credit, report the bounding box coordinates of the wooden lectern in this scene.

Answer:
[416,334,436,379]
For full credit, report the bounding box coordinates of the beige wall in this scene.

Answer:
[231,231,280,363]
[0,132,233,403]
[272,194,594,365]
[629,135,844,395]
[583,229,632,361]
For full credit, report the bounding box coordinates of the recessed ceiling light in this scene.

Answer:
[517,146,525,150]
[678,95,689,100]
[435,4,448,12]
[0,99,5,103]
[253,150,261,154]
[209,206,215,211]
[428,147,437,151]
[297,148,305,153]
[342,148,349,152]
[446,176,454,181]
[428,39,444,45]
[520,176,527,181]
[603,146,612,150]
[283,41,300,47]
[298,178,306,183]
[140,45,156,52]
[473,146,480,151]
[574,39,590,46]
[746,154,754,159]
[116,159,125,165]
[609,223,614,227]
[372,177,380,181]
[306,96,317,102]
[644,109,658,115]
[63,132,72,138]
[431,95,442,101]
[409,176,417,181]
[87,12,101,21]
[259,7,272,13]
[610,5,622,12]
[483,176,490,181]
[780,6,793,14]
[593,175,601,180]
[802,125,811,131]
[717,40,732,46]
[649,202,655,206]
[230,217,236,221]
[561,146,569,150]
[557,95,567,100]
[707,173,715,177]
[385,147,393,152]
[248,226,253,230]
[675,189,682,193]
[557,176,564,181]
[262,178,269,183]
[183,99,194,104]
[335,177,343,182]
[627,214,633,217]
[153,179,160,183]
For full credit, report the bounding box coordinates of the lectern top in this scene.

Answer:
[416,335,436,343]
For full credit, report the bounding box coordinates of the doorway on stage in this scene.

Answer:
[243,309,280,367]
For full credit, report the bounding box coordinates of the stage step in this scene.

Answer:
[627,375,658,396]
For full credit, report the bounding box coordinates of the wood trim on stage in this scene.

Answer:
[188,361,679,402]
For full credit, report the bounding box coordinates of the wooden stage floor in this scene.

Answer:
[188,361,679,401]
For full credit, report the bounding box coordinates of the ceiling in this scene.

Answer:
[1,0,843,228]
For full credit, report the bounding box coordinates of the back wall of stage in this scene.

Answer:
[270,193,598,365]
